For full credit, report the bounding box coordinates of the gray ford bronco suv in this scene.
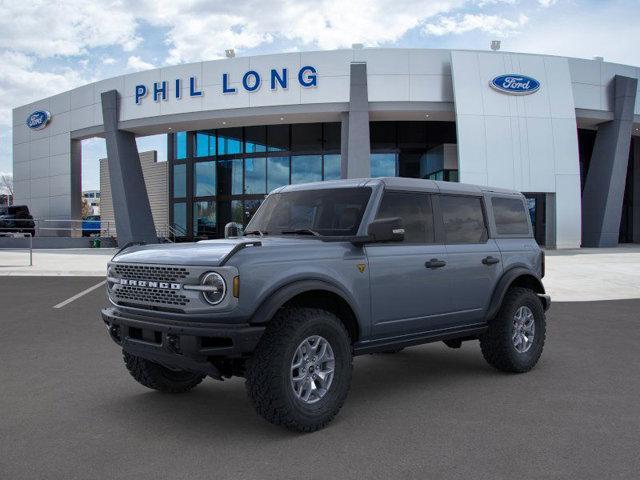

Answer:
[102,177,550,432]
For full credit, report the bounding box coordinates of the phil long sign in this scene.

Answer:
[490,74,540,95]
[135,66,318,105]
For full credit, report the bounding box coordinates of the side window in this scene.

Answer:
[375,191,435,243]
[440,195,487,244]
[492,197,530,235]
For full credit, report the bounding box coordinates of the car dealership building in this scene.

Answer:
[11,48,640,248]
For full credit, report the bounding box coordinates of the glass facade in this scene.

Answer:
[169,123,341,239]
[369,121,458,179]
[169,120,460,240]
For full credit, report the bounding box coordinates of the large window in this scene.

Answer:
[169,123,341,239]
[370,121,457,179]
[375,192,435,243]
[440,195,487,244]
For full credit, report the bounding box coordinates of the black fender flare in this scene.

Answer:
[484,267,546,322]
[249,279,361,328]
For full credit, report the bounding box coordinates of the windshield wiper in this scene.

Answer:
[244,229,267,237]
[280,228,321,237]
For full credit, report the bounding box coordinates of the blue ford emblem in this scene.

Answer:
[490,74,540,95]
[26,110,51,130]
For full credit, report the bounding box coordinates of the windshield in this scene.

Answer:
[245,187,372,237]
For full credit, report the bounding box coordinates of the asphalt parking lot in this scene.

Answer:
[1,277,639,480]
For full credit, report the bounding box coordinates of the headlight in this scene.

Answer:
[201,272,226,305]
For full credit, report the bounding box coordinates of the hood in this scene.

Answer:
[112,236,326,266]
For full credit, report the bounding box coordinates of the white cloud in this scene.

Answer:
[0,51,87,125]
[424,13,529,36]
[102,57,116,65]
[135,0,466,64]
[126,56,156,72]
[538,0,557,7]
[0,0,141,57]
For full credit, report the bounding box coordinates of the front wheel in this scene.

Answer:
[479,287,546,373]
[245,307,353,432]
[123,351,205,393]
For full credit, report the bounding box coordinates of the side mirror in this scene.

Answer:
[224,222,243,238]
[366,217,405,243]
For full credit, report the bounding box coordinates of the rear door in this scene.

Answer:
[439,194,503,324]
[365,190,452,338]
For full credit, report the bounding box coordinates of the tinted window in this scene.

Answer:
[245,126,267,153]
[291,123,322,151]
[492,197,530,235]
[440,195,487,244]
[375,192,435,243]
[246,188,371,237]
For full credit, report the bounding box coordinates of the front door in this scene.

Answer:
[366,191,452,339]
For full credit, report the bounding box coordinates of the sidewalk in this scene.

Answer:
[1,246,639,301]
[0,248,116,276]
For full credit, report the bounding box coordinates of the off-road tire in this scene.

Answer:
[123,351,205,393]
[480,287,546,373]
[245,307,353,432]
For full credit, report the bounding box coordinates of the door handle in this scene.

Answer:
[425,258,446,269]
[482,256,500,265]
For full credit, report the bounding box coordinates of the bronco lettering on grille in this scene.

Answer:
[119,279,181,290]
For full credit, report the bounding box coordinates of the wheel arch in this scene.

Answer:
[485,267,546,322]
[249,280,361,342]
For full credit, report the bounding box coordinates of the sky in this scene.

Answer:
[1,0,639,192]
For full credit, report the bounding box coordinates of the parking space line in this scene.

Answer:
[53,280,106,309]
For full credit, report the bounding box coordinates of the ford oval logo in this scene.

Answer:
[490,74,540,95]
[26,110,51,130]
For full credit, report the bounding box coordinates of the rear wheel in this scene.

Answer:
[245,307,353,432]
[123,351,205,393]
[479,287,546,373]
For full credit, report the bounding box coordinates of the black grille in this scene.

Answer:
[114,285,190,307]
[114,264,189,282]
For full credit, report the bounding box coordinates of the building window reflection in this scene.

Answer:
[292,155,322,184]
[194,201,216,237]
[370,153,397,177]
[194,161,216,196]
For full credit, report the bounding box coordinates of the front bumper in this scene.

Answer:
[101,307,265,375]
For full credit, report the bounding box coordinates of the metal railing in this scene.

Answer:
[157,223,189,242]
[0,218,116,237]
